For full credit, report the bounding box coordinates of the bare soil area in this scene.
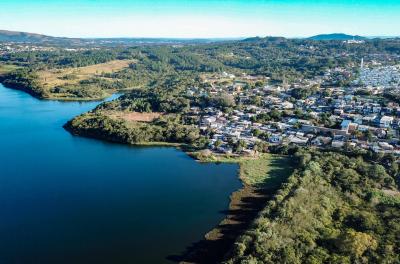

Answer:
[106,111,162,122]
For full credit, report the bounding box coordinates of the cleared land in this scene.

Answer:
[37,60,134,88]
[0,64,19,75]
[239,154,293,187]
[104,111,162,122]
[193,153,293,186]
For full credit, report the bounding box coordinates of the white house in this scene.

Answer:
[332,140,345,148]
[380,116,394,128]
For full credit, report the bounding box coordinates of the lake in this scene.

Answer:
[0,84,241,264]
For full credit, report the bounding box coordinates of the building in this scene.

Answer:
[380,116,394,128]
[341,120,352,132]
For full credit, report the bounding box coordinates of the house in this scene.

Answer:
[378,142,394,150]
[353,115,363,125]
[371,144,382,153]
[298,119,312,125]
[269,134,282,143]
[288,118,298,125]
[357,125,371,132]
[376,128,387,138]
[372,106,382,113]
[380,116,394,128]
[332,140,345,148]
[341,120,352,132]
[363,115,377,124]
[203,116,217,125]
[311,136,332,146]
[334,108,344,115]
[281,101,294,109]
[288,135,309,145]
[348,123,358,133]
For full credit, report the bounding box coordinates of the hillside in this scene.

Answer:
[0,30,79,44]
[0,30,225,46]
[309,33,366,41]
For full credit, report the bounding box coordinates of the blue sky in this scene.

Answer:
[0,0,399,38]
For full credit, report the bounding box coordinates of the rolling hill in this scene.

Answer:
[308,33,366,41]
[0,30,78,44]
[0,30,227,46]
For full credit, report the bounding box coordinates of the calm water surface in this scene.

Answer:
[0,84,241,264]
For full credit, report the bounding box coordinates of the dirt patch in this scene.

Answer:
[106,111,162,122]
[382,188,400,197]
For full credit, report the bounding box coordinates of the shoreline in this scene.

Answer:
[64,116,294,263]
[0,80,131,102]
[168,154,294,263]
[64,113,294,263]
[168,181,271,264]
[1,82,293,263]
[0,80,44,98]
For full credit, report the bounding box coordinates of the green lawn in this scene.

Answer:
[239,154,294,188]
[194,152,294,188]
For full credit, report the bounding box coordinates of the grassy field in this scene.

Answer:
[0,64,20,75]
[193,152,294,188]
[239,154,294,188]
[105,110,162,122]
[37,59,134,88]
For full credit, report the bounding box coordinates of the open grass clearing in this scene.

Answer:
[104,110,162,123]
[37,59,135,88]
[0,64,20,75]
[239,154,294,188]
[194,152,294,188]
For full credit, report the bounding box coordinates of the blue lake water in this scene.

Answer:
[0,84,241,264]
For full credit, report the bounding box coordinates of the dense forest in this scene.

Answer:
[225,149,400,264]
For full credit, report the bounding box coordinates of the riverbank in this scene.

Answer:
[1,79,295,263]
[64,111,296,263]
[0,80,127,101]
[0,83,242,264]
[0,60,135,101]
[168,153,295,263]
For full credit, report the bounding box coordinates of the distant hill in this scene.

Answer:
[1,30,378,46]
[0,30,228,46]
[242,36,287,43]
[308,33,366,41]
[0,30,73,43]
[242,36,263,42]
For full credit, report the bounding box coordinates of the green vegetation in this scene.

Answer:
[2,37,400,263]
[178,152,294,264]
[240,154,293,187]
[0,59,134,100]
[64,112,207,147]
[225,150,400,264]
[0,64,19,75]
[0,68,43,97]
[2,37,400,100]
[192,152,293,188]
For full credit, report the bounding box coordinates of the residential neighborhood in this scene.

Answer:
[185,59,400,156]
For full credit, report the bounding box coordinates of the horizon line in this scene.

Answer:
[1,29,399,40]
